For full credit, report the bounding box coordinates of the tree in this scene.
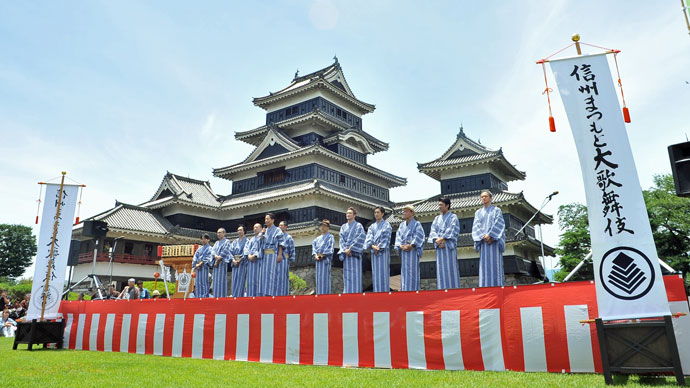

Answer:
[553,203,592,281]
[0,224,37,279]
[643,174,690,281]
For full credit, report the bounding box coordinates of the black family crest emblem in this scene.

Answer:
[598,246,655,300]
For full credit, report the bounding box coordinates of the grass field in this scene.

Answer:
[2,337,683,388]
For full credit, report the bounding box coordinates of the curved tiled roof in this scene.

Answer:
[79,203,173,235]
[417,150,525,182]
[416,128,525,182]
[412,190,524,215]
[218,180,389,211]
[212,144,406,187]
[417,151,502,169]
[147,172,221,209]
[220,180,319,209]
[252,60,375,113]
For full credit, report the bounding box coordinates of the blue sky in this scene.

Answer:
[1,1,689,278]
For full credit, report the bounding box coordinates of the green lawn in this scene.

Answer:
[2,337,682,388]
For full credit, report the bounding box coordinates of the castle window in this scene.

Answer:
[259,167,286,186]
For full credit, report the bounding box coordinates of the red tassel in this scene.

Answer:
[622,107,631,123]
[35,216,39,225]
[539,62,556,134]
[75,216,80,225]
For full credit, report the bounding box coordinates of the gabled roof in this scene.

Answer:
[73,202,218,240]
[212,143,406,187]
[252,59,375,114]
[146,172,221,209]
[322,128,388,154]
[235,110,388,154]
[241,124,301,164]
[76,202,173,236]
[417,126,526,182]
[235,109,348,146]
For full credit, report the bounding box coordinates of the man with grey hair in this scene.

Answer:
[118,278,140,300]
[472,190,506,287]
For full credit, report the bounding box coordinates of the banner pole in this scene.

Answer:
[572,33,582,55]
[682,0,690,35]
[40,171,67,321]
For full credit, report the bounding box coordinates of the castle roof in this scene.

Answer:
[417,126,526,182]
[252,59,375,114]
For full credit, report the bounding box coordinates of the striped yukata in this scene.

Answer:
[230,236,248,297]
[243,235,262,297]
[394,218,425,291]
[472,205,506,287]
[259,226,284,297]
[339,221,366,294]
[191,243,212,298]
[428,211,461,289]
[312,233,334,295]
[364,219,392,292]
[211,237,232,297]
[275,233,295,296]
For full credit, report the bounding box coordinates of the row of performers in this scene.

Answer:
[190,191,506,297]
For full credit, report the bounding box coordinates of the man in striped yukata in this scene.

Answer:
[259,213,284,297]
[428,197,461,289]
[339,207,366,294]
[472,190,506,287]
[230,226,249,297]
[394,204,425,291]
[364,206,392,292]
[211,228,232,297]
[276,220,295,296]
[191,233,212,298]
[244,223,263,297]
[312,219,334,295]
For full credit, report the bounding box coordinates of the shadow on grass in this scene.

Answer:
[610,374,681,386]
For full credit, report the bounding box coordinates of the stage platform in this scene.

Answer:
[58,275,690,374]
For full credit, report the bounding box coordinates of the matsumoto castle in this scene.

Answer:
[71,59,553,292]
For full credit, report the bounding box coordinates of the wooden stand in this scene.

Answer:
[156,256,195,299]
[13,319,65,351]
[596,316,685,385]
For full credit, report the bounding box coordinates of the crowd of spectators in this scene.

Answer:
[0,290,30,337]
[0,278,163,338]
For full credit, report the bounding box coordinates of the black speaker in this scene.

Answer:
[67,240,81,266]
[82,220,109,237]
[668,141,690,197]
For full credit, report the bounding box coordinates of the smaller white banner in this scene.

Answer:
[26,183,79,320]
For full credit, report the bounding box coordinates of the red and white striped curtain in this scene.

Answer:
[60,275,690,373]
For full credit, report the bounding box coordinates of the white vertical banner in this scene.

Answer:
[550,53,670,320]
[26,183,80,320]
